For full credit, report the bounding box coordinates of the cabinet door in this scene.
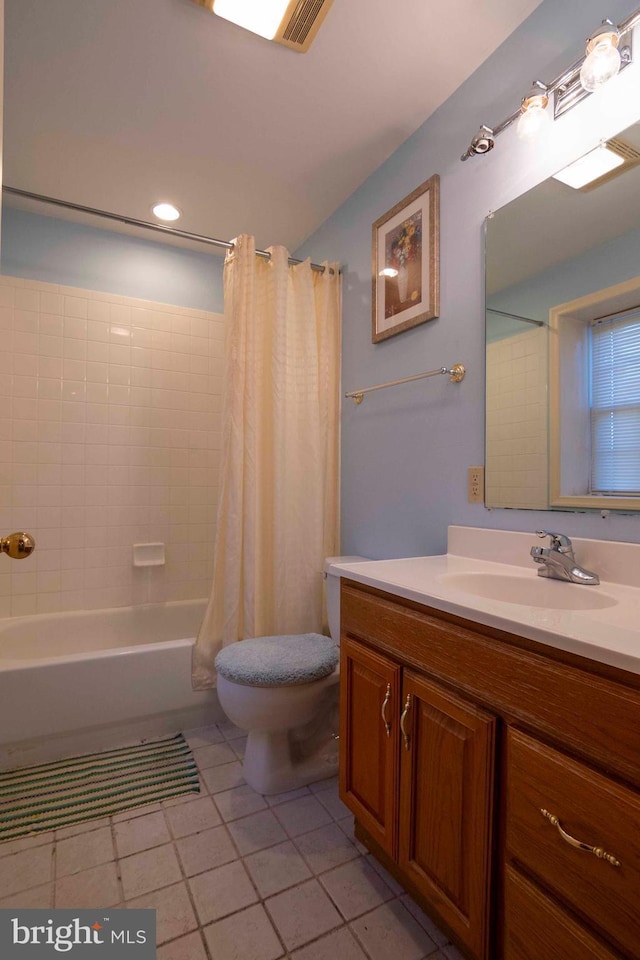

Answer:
[398,669,496,960]
[339,636,401,857]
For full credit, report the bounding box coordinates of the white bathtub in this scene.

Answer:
[0,599,223,769]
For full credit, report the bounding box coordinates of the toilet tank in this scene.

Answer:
[324,556,368,642]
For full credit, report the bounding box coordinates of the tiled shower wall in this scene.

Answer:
[485,326,547,510]
[0,275,224,618]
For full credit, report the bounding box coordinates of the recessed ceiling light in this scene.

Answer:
[152,202,181,222]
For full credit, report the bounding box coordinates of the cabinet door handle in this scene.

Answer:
[381,683,392,737]
[400,694,412,750]
[540,809,621,867]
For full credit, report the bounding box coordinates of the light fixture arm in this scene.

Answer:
[461,7,640,161]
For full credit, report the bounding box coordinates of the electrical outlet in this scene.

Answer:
[467,466,484,503]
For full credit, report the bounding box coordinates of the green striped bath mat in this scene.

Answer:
[0,733,200,841]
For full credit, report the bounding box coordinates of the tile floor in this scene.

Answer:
[0,720,464,960]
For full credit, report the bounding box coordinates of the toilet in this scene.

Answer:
[214,556,365,795]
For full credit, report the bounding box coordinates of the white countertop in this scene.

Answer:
[328,526,640,676]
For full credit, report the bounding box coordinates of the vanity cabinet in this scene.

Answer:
[504,728,640,960]
[339,638,400,856]
[503,867,620,960]
[338,578,640,960]
[397,669,495,958]
[340,640,496,960]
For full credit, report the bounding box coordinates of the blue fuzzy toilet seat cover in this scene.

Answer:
[214,633,339,687]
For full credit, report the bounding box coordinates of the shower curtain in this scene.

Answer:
[192,234,341,689]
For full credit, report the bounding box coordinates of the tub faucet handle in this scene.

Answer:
[1,531,36,559]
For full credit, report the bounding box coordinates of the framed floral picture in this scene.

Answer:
[371,174,440,342]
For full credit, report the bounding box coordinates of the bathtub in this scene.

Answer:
[0,599,223,769]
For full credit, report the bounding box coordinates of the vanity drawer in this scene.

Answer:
[503,865,620,960]
[506,727,640,959]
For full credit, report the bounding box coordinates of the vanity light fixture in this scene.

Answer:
[190,0,335,53]
[152,202,181,222]
[516,82,550,142]
[580,19,622,92]
[466,125,496,157]
[461,8,640,161]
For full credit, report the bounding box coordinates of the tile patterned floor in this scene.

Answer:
[0,721,464,960]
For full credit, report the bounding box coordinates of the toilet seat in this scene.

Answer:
[215,633,338,687]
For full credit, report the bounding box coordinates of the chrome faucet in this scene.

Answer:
[530,530,600,585]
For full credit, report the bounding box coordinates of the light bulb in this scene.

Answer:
[516,103,550,141]
[516,86,550,143]
[580,30,621,93]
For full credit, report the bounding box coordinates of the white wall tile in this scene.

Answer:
[1,276,225,616]
[485,328,548,509]
[15,290,41,313]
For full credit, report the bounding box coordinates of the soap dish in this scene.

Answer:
[133,543,166,567]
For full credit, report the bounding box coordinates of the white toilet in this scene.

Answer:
[214,556,364,795]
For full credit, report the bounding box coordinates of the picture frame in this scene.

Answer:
[371,174,440,343]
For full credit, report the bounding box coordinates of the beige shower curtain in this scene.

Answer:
[192,234,341,689]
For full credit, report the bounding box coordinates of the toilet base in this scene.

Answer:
[242,682,340,795]
[243,727,338,795]
[216,667,340,795]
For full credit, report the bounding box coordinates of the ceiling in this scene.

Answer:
[4,0,544,256]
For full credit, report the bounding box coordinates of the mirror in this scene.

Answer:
[485,120,640,511]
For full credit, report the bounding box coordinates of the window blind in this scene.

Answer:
[590,311,640,495]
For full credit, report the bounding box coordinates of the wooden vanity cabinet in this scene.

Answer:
[397,669,495,958]
[339,638,400,857]
[504,727,640,960]
[503,866,620,960]
[340,637,496,960]
[339,578,640,960]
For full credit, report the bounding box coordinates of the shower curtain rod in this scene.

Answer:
[2,185,332,274]
[486,307,543,327]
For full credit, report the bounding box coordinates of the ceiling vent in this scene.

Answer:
[191,0,334,52]
[581,137,640,192]
[280,0,332,51]
[607,136,640,164]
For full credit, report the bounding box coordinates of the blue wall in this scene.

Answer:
[1,207,225,313]
[296,0,640,555]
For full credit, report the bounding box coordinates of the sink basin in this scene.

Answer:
[439,572,618,610]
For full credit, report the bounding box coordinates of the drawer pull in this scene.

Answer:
[400,694,412,750]
[381,683,392,737]
[540,809,621,867]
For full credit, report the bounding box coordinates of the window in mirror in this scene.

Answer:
[549,277,640,510]
[590,310,640,495]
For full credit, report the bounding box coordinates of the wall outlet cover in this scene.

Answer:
[467,466,485,503]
